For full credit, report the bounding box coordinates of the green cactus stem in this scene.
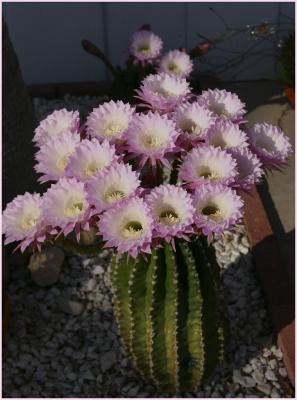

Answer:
[110,238,229,393]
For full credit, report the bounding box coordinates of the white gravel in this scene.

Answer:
[2,95,293,398]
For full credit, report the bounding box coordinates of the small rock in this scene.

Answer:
[270,388,281,398]
[67,372,76,381]
[127,386,139,397]
[233,370,256,388]
[86,279,96,291]
[252,369,264,385]
[242,364,253,374]
[269,359,277,369]
[28,247,64,287]
[83,370,95,380]
[58,298,84,316]
[257,383,271,396]
[93,265,104,275]
[265,369,278,382]
[279,367,287,377]
[100,351,116,372]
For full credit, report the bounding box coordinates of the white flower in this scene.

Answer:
[174,101,216,140]
[205,120,249,150]
[33,109,80,146]
[197,89,246,122]
[66,139,117,181]
[86,100,135,142]
[158,50,193,78]
[35,132,80,183]
[87,163,140,213]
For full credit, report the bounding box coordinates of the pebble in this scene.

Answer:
[279,367,287,377]
[257,383,272,396]
[58,297,84,316]
[28,247,64,287]
[100,351,117,372]
[93,265,104,275]
[265,369,278,382]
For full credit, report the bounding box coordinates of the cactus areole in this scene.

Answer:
[110,237,228,392]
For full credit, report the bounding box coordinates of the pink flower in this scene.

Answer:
[193,184,243,240]
[87,163,140,213]
[135,73,191,113]
[205,120,249,150]
[33,109,80,146]
[197,89,246,123]
[129,30,163,63]
[247,123,292,170]
[179,145,238,188]
[99,197,153,258]
[125,111,179,169]
[146,184,194,242]
[229,147,264,190]
[158,50,193,78]
[85,100,135,143]
[42,178,91,237]
[35,131,80,183]
[66,139,117,181]
[3,193,47,252]
[174,101,216,143]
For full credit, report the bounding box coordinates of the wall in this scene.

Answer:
[3,2,295,84]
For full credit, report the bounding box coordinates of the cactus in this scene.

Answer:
[110,237,229,393]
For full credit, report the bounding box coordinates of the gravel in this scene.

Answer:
[2,95,294,398]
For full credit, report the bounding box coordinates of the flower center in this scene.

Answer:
[211,103,230,117]
[138,43,150,54]
[255,136,275,153]
[143,134,166,149]
[198,166,221,181]
[104,190,125,204]
[20,214,37,230]
[180,118,201,135]
[122,221,143,239]
[83,161,101,177]
[201,204,225,221]
[209,135,228,149]
[56,153,71,171]
[104,122,126,137]
[159,209,180,226]
[168,62,180,74]
[65,199,84,217]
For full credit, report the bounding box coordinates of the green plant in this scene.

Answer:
[110,237,228,393]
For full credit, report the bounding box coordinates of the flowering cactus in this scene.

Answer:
[3,62,292,391]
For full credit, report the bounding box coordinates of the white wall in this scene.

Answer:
[3,2,295,84]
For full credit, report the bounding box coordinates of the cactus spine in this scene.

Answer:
[110,238,229,393]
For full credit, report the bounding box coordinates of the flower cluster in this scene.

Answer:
[3,69,292,257]
[129,29,193,79]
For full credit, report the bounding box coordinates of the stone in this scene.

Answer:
[252,369,264,385]
[100,351,116,372]
[85,279,96,291]
[269,359,277,369]
[270,388,281,398]
[256,383,271,396]
[127,386,139,397]
[28,247,64,287]
[242,364,253,374]
[233,370,256,388]
[93,265,104,275]
[265,369,278,382]
[279,367,287,377]
[58,297,84,316]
